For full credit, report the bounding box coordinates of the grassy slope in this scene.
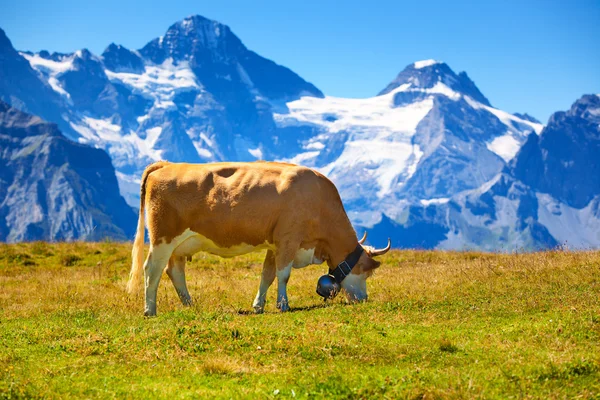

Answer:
[0,242,599,399]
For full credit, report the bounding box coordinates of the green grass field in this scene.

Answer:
[1,242,599,399]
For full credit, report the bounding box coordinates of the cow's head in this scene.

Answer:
[340,232,391,302]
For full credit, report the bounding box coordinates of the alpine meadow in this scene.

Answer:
[1,242,599,398]
[1,2,600,399]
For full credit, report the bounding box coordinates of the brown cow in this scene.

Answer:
[126,161,390,316]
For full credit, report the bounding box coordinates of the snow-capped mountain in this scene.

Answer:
[278,59,542,226]
[3,16,596,249]
[365,95,600,250]
[3,16,540,211]
[7,16,323,204]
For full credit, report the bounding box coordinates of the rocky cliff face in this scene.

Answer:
[0,101,136,242]
[509,94,600,208]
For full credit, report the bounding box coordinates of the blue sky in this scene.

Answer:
[1,0,598,121]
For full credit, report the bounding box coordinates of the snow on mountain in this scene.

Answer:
[20,52,75,99]
[365,94,600,250]
[10,18,593,250]
[276,86,434,200]
[537,193,600,249]
[413,59,440,69]
[7,15,325,205]
[273,60,542,228]
[8,18,543,234]
[105,59,200,105]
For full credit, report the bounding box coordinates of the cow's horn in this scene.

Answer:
[358,231,367,244]
[370,238,391,256]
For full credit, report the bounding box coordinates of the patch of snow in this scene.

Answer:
[537,193,600,248]
[248,147,263,159]
[21,52,74,74]
[115,171,141,208]
[487,133,521,162]
[47,77,70,98]
[288,151,321,164]
[465,174,503,197]
[69,121,96,141]
[145,127,162,145]
[322,142,424,198]
[275,92,434,138]
[437,231,468,250]
[192,142,213,159]
[200,133,213,147]
[405,82,461,100]
[465,96,544,135]
[275,88,437,198]
[123,131,162,161]
[349,210,385,230]
[414,59,440,69]
[305,141,325,150]
[136,114,150,124]
[21,52,74,99]
[420,198,450,206]
[82,117,122,141]
[105,59,199,108]
[405,145,423,178]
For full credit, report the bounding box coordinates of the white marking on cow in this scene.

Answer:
[293,247,322,268]
[145,229,277,315]
[166,256,192,306]
[253,252,276,314]
[171,229,276,258]
[340,272,368,303]
[276,261,293,312]
[253,284,269,314]
[143,241,176,316]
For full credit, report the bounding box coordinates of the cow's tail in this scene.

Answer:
[126,161,169,294]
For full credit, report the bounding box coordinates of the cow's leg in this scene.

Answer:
[275,250,295,312]
[143,244,172,317]
[253,250,276,314]
[166,255,192,306]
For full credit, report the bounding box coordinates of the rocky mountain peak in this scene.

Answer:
[0,28,13,51]
[509,94,600,208]
[378,60,491,106]
[139,14,244,65]
[565,94,600,123]
[513,112,541,124]
[101,43,144,73]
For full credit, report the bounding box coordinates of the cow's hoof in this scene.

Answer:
[181,298,193,307]
[144,310,157,317]
[277,303,290,312]
[253,306,265,314]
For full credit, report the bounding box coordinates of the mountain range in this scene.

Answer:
[0,15,597,248]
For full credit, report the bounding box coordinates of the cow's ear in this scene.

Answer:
[362,256,381,272]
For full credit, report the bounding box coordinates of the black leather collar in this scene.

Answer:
[330,244,364,284]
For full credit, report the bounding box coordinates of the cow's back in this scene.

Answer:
[144,162,325,247]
